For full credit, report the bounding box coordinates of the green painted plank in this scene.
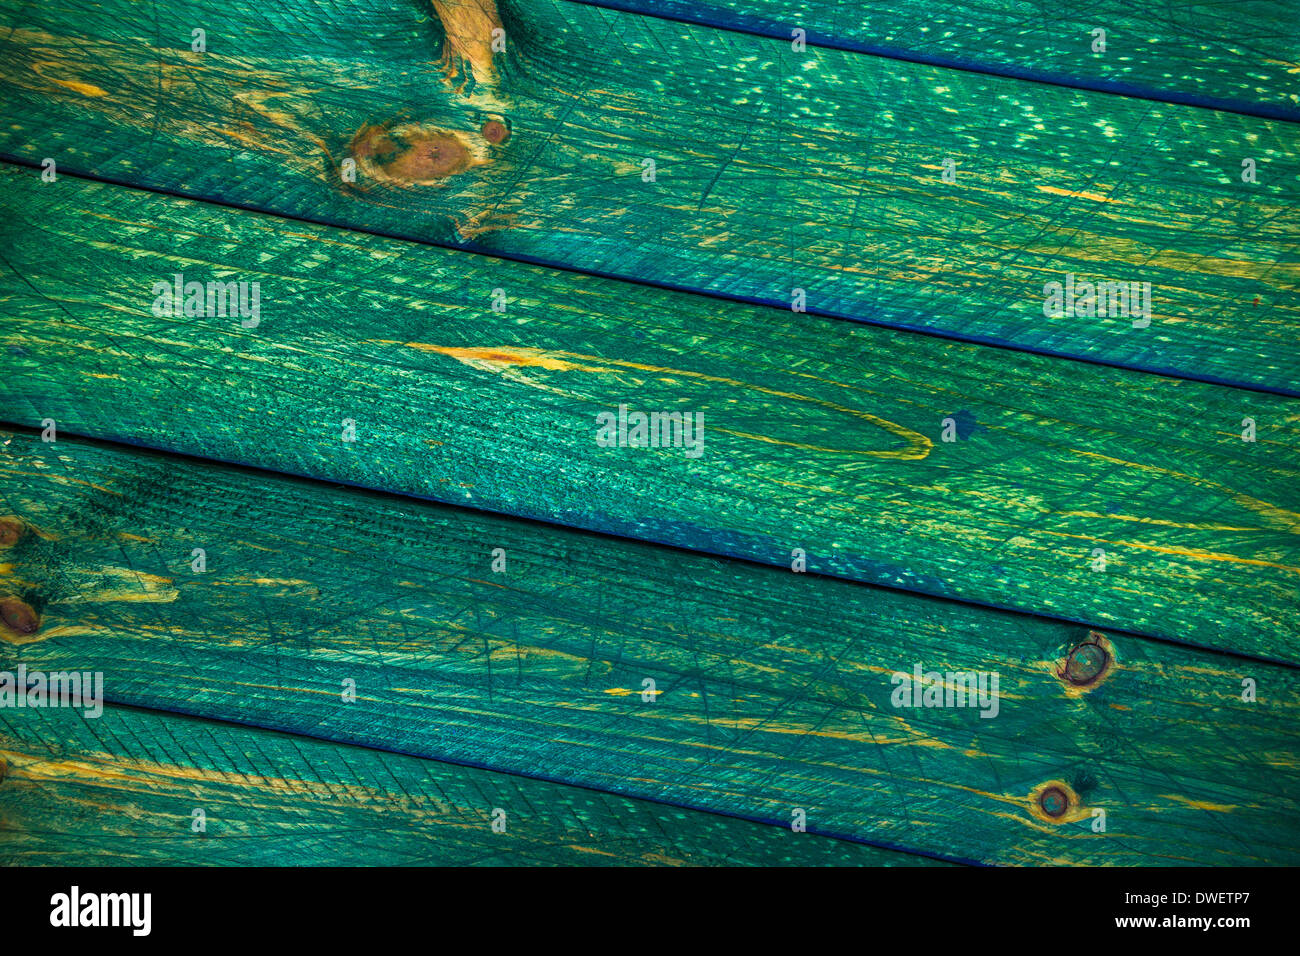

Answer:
[1,0,1297,389]
[2,431,1298,865]
[574,0,1300,119]
[0,704,929,866]
[2,169,1297,661]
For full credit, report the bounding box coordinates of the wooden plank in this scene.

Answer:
[2,431,1297,866]
[0,0,1297,390]
[571,0,1300,120]
[2,169,1297,661]
[0,703,929,866]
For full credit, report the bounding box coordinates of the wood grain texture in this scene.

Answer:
[2,169,1297,661]
[570,0,1300,119]
[0,703,930,866]
[2,432,1297,866]
[0,0,1297,389]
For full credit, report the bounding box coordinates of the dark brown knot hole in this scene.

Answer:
[0,517,26,547]
[0,597,40,635]
[481,119,510,144]
[1039,786,1070,818]
[1063,638,1109,686]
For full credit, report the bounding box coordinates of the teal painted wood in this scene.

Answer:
[3,432,1298,865]
[572,0,1300,119]
[2,168,1297,662]
[0,0,1297,390]
[0,704,933,866]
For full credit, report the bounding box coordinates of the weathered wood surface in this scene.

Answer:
[574,0,1300,120]
[3,432,1298,865]
[3,169,1297,661]
[1,0,1297,390]
[0,703,931,866]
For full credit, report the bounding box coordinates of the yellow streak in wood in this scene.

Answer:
[988,810,1100,842]
[1036,185,1120,204]
[391,343,932,461]
[0,463,119,496]
[64,567,179,604]
[234,539,277,552]
[1053,528,1300,576]
[220,125,283,154]
[230,90,305,137]
[670,712,954,748]
[0,623,101,647]
[567,844,619,858]
[1074,449,1300,537]
[604,687,662,698]
[555,351,933,460]
[1059,510,1256,532]
[210,577,314,588]
[1030,224,1298,281]
[0,629,43,647]
[1149,247,1300,282]
[396,343,585,372]
[234,681,378,703]
[948,485,1258,533]
[0,751,147,787]
[83,210,162,233]
[43,72,107,97]
[2,749,435,812]
[279,230,379,253]
[443,643,591,666]
[1159,793,1241,813]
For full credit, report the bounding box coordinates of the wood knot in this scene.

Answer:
[1030,780,1081,823]
[1056,631,1113,693]
[348,123,486,187]
[480,118,510,144]
[0,517,26,547]
[0,597,40,637]
[1039,786,1069,817]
